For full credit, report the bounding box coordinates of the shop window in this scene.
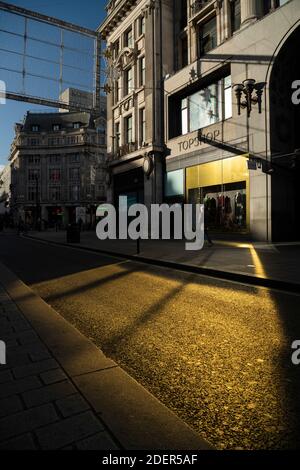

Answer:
[198,16,217,56]
[179,75,232,135]
[230,0,241,34]
[224,76,232,119]
[186,156,249,232]
[181,98,188,135]
[189,181,247,231]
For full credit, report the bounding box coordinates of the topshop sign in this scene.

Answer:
[178,129,220,153]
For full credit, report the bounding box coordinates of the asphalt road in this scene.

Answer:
[0,232,300,450]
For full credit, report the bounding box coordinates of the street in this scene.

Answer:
[0,232,300,449]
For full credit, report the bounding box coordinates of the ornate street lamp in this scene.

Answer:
[233,79,265,117]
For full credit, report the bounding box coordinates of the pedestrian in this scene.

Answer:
[17,217,24,236]
[204,227,213,246]
[204,205,213,247]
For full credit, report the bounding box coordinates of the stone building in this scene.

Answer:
[9,110,107,227]
[100,0,300,241]
[0,163,11,215]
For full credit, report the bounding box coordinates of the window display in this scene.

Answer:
[188,181,247,231]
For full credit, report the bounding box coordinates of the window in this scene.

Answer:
[115,122,120,150]
[140,108,146,144]
[28,155,40,165]
[28,187,37,202]
[53,124,61,131]
[49,186,61,202]
[66,136,79,144]
[73,122,80,129]
[181,35,188,68]
[139,57,146,86]
[31,125,39,132]
[231,0,241,33]
[139,16,145,36]
[30,138,39,146]
[180,0,188,30]
[125,115,133,144]
[199,16,217,56]
[70,154,80,163]
[49,155,61,165]
[28,169,40,181]
[125,67,133,95]
[49,169,61,182]
[181,98,188,135]
[48,138,60,146]
[125,28,133,48]
[69,185,80,201]
[224,76,232,120]
[114,78,122,104]
[69,168,80,180]
[179,75,232,135]
[114,39,120,59]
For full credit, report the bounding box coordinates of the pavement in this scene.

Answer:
[24,229,300,288]
[0,257,211,450]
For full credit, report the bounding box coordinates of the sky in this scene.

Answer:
[0,0,107,167]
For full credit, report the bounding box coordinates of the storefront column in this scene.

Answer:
[241,0,258,26]
[41,205,47,222]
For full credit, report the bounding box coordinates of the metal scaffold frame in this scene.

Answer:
[0,1,103,115]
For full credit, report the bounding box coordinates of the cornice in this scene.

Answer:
[99,0,140,39]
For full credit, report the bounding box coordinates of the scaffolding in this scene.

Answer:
[0,1,103,115]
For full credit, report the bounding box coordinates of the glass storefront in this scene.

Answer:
[186,155,249,232]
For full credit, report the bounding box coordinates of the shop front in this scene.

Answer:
[113,167,144,207]
[47,206,64,228]
[186,155,250,233]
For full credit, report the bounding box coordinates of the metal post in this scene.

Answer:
[35,175,40,231]
[93,34,102,115]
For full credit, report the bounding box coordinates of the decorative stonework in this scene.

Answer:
[115,47,137,71]
[141,0,157,18]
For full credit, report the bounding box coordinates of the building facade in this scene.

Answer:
[100,0,173,210]
[101,0,300,241]
[0,163,11,216]
[9,110,107,228]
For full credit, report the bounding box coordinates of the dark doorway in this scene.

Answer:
[270,25,300,241]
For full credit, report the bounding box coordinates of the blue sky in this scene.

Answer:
[0,0,106,168]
